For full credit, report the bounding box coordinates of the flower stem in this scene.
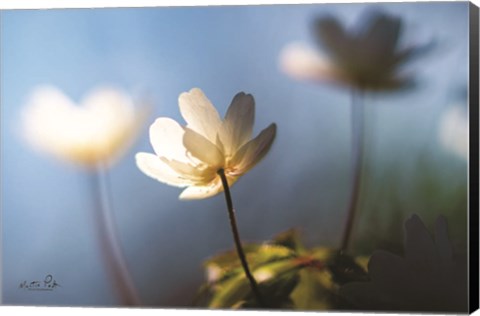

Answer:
[340,89,365,252]
[217,169,265,307]
[89,164,141,306]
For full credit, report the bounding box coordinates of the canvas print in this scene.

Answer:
[1,1,478,313]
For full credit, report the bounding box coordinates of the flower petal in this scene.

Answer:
[183,128,224,168]
[219,92,255,157]
[81,87,145,162]
[314,16,351,63]
[178,88,222,143]
[82,87,134,116]
[22,87,74,144]
[179,179,223,200]
[22,86,106,163]
[178,175,237,200]
[81,88,134,139]
[23,86,145,166]
[149,117,190,163]
[360,12,401,63]
[230,123,276,175]
[161,158,216,182]
[279,43,342,83]
[135,152,191,187]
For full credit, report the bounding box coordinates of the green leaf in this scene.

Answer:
[270,229,305,253]
[243,268,299,309]
[354,256,370,272]
[291,269,336,310]
[290,252,370,310]
[208,272,250,308]
[208,256,303,308]
[204,244,260,273]
[253,244,297,265]
[204,243,296,285]
[310,247,338,263]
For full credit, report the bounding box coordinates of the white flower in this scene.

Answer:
[279,42,345,85]
[280,11,431,91]
[340,214,467,312]
[135,88,276,200]
[22,85,146,166]
[438,104,468,161]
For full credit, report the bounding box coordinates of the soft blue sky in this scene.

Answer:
[1,2,470,307]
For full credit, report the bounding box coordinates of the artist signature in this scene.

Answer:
[19,274,60,291]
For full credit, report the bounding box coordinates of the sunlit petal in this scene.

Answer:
[179,179,224,200]
[179,88,222,143]
[183,128,224,168]
[161,158,215,182]
[230,123,276,175]
[179,176,237,200]
[149,117,190,163]
[220,92,255,157]
[135,152,191,187]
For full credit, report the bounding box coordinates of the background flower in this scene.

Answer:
[280,7,436,254]
[136,88,276,200]
[278,42,344,84]
[21,85,147,305]
[280,10,432,91]
[22,85,147,167]
[438,103,468,161]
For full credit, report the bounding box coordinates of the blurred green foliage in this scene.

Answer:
[194,230,368,309]
[353,149,468,256]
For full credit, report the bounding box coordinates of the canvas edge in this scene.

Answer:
[469,1,480,314]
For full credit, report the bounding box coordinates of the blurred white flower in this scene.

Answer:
[280,10,431,91]
[279,42,345,84]
[340,214,467,312]
[136,88,276,200]
[438,104,468,161]
[22,86,147,167]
